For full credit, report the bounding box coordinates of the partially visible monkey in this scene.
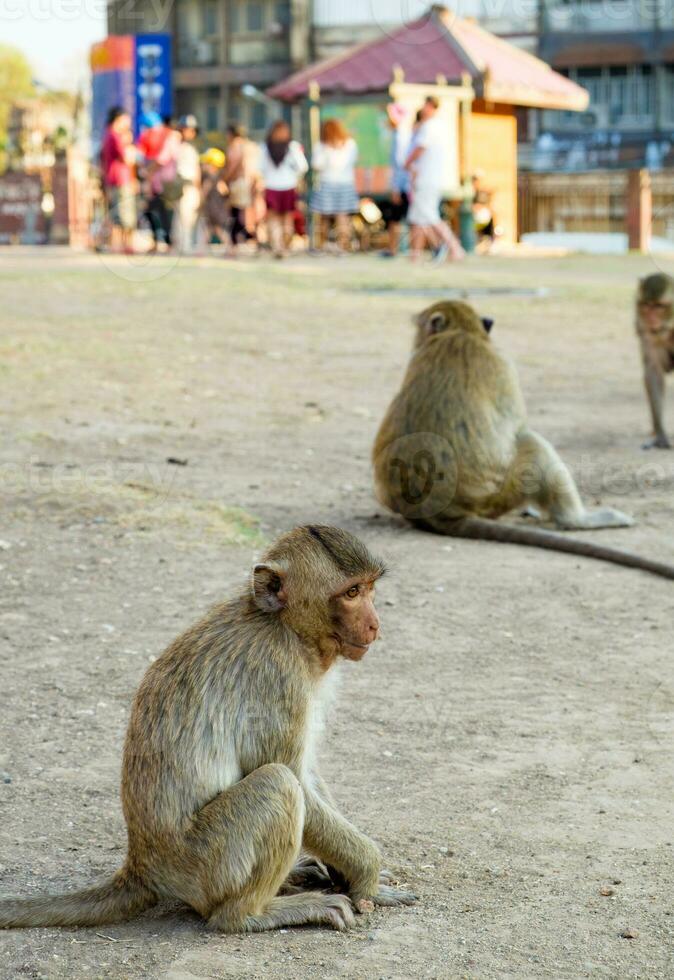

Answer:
[636,273,674,449]
[373,301,674,580]
[0,526,415,933]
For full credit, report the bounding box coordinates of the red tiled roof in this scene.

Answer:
[268,15,466,101]
[269,6,588,112]
[449,14,588,110]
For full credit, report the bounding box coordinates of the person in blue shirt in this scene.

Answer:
[381,103,411,257]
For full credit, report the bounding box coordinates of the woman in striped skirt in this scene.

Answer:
[311,119,359,252]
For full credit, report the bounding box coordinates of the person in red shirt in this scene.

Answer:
[100,106,137,253]
[136,111,176,250]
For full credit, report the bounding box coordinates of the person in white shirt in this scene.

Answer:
[405,97,464,263]
[311,118,359,252]
[258,121,309,258]
[173,115,202,255]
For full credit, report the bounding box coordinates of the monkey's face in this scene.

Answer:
[251,525,385,662]
[638,275,673,333]
[639,299,672,334]
[414,301,493,349]
[328,577,380,661]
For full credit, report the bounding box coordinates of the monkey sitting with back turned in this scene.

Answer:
[636,273,674,449]
[373,300,674,580]
[0,526,416,933]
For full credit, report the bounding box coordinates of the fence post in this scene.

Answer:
[626,168,652,253]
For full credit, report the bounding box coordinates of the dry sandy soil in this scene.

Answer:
[0,248,672,980]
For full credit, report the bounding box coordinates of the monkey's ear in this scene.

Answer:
[428,312,446,335]
[252,563,288,613]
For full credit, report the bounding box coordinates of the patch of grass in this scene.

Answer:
[4,471,265,548]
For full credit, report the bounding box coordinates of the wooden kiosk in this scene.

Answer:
[269,5,588,244]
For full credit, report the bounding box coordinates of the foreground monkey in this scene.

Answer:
[636,273,674,449]
[0,527,415,932]
[373,301,674,580]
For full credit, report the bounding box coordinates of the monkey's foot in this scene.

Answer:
[214,893,356,933]
[353,883,417,913]
[281,860,394,896]
[372,884,418,907]
[280,857,332,894]
[559,508,635,530]
[642,436,671,450]
[583,508,635,529]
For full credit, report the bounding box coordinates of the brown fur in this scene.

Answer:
[373,301,674,580]
[636,273,674,449]
[0,526,415,933]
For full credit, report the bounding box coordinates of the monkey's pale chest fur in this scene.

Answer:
[188,661,341,810]
[301,666,341,785]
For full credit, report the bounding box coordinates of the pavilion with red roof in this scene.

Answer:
[269,5,588,243]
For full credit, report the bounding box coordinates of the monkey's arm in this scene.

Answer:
[301,784,380,904]
[311,770,338,808]
[301,785,415,910]
[643,361,671,448]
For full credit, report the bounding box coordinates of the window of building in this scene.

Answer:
[251,102,267,132]
[206,102,219,131]
[177,0,190,40]
[274,1,290,26]
[204,0,218,35]
[229,97,242,124]
[230,0,267,33]
[571,65,654,128]
[229,2,239,32]
[247,2,264,31]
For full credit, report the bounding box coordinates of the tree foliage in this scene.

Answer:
[0,45,34,145]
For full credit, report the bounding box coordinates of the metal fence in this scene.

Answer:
[518,170,674,241]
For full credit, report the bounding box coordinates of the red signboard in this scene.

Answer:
[0,173,44,243]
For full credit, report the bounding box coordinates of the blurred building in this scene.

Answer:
[533,0,674,169]
[107,0,310,137]
[5,91,76,172]
[105,1,541,138]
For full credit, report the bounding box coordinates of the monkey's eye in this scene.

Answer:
[345,585,360,599]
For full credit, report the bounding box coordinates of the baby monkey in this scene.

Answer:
[0,526,415,933]
[636,273,674,449]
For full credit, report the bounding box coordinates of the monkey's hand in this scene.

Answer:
[642,434,671,450]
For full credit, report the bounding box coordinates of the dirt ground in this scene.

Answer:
[0,248,672,980]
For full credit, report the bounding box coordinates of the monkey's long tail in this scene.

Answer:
[0,867,157,929]
[416,516,674,581]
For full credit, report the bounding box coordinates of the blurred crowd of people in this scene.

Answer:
[96,101,498,261]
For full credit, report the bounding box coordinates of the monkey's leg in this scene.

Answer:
[170,764,353,933]
[515,430,634,530]
[302,788,416,912]
[643,364,671,449]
